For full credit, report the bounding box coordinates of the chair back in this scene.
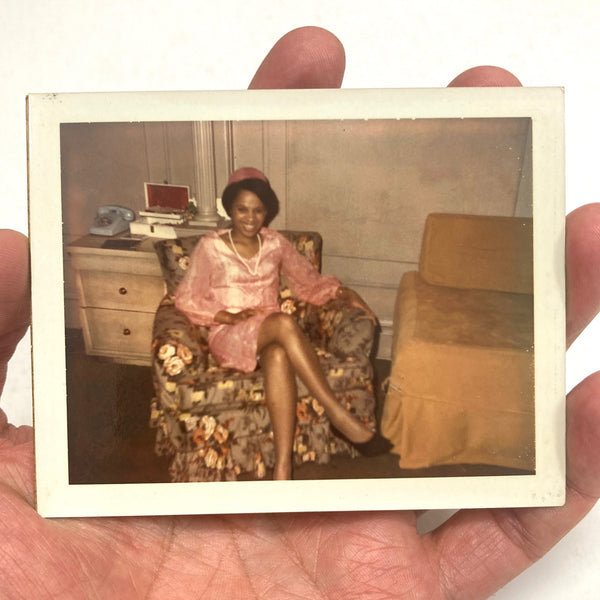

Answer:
[419,213,533,294]
[153,230,323,297]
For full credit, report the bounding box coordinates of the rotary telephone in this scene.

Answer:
[90,205,135,236]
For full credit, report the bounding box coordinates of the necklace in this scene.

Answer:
[228,229,262,275]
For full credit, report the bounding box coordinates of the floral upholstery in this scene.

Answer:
[150,231,377,481]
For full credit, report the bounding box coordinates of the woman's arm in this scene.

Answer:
[278,234,341,305]
[278,234,377,322]
[174,237,225,327]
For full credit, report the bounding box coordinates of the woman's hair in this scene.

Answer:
[221,178,280,226]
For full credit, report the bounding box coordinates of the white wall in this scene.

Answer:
[234,117,531,356]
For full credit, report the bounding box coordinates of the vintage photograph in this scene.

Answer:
[28,88,565,517]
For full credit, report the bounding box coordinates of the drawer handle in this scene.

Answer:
[119,287,128,295]
[122,328,131,336]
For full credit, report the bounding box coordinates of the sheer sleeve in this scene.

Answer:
[279,234,340,305]
[174,236,224,327]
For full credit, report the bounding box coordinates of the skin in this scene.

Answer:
[1,25,599,599]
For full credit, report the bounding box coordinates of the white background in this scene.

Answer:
[1,1,598,597]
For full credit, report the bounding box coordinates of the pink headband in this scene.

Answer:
[227,167,269,186]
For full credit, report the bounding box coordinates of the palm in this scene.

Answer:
[0,432,577,600]
[1,27,599,600]
[0,432,437,600]
[1,419,424,598]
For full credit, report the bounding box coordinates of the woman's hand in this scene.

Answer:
[214,308,260,325]
[1,25,599,600]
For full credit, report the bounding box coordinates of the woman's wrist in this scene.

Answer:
[215,310,235,325]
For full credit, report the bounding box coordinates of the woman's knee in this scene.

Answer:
[260,312,301,345]
[260,342,288,366]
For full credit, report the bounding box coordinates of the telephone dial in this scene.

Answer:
[90,205,135,236]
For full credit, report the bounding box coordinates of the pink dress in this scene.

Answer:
[174,228,341,372]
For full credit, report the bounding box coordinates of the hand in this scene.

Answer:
[215,308,260,325]
[1,27,599,599]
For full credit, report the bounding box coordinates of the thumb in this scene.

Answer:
[0,230,30,396]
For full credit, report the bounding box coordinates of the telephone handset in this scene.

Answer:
[90,205,135,236]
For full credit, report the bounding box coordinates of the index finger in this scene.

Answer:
[249,26,345,90]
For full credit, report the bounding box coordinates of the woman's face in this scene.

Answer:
[230,190,267,239]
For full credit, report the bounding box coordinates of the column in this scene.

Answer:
[190,121,221,227]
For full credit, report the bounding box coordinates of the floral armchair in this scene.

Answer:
[150,231,378,482]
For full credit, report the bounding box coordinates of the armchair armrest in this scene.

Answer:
[152,295,209,381]
[304,299,375,361]
[329,304,375,360]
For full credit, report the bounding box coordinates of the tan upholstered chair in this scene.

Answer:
[382,213,535,471]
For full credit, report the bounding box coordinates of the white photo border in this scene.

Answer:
[27,87,565,518]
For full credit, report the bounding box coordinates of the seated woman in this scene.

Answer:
[175,167,391,479]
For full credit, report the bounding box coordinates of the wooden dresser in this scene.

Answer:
[68,236,166,366]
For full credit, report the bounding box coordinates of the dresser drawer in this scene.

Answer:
[78,270,165,312]
[80,307,155,365]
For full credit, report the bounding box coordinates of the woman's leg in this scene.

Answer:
[257,313,373,444]
[260,342,297,480]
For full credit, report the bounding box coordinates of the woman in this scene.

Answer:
[175,167,391,479]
